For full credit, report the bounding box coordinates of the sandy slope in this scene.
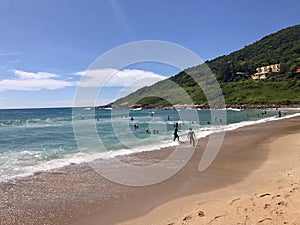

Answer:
[118,133,300,225]
[1,116,299,225]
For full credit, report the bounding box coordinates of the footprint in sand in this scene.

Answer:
[281,168,296,180]
[258,217,272,223]
[259,193,271,198]
[289,188,298,194]
[277,200,288,206]
[207,213,228,224]
[291,183,300,191]
[230,197,241,205]
[198,211,205,217]
[292,186,300,191]
[271,194,281,199]
[213,214,227,220]
[183,215,192,221]
[279,168,293,176]
[275,210,284,215]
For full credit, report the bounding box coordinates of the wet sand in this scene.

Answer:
[0,116,299,225]
[119,122,300,225]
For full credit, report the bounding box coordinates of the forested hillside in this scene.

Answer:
[112,25,300,108]
[206,24,300,82]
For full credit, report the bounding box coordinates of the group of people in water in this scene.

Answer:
[130,115,197,147]
[92,108,288,149]
[129,109,285,147]
[144,128,159,134]
[131,116,196,146]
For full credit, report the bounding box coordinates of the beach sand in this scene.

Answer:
[118,124,300,225]
[0,116,299,225]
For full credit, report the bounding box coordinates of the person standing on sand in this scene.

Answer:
[173,123,179,142]
[187,128,196,146]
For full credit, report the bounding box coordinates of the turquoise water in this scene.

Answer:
[0,107,299,181]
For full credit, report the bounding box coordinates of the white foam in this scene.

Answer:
[216,112,300,134]
[1,112,300,182]
[226,107,242,111]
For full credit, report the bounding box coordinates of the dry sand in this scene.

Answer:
[118,132,300,225]
[0,116,299,225]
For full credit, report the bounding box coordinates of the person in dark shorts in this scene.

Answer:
[173,123,179,141]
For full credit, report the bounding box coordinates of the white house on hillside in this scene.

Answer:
[251,63,286,80]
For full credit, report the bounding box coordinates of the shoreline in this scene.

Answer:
[0,116,300,224]
[97,103,300,110]
[119,131,300,225]
[2,110,299,183]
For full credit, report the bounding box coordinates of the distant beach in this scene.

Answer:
[0,113,299,224]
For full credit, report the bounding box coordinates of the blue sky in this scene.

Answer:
[0,0,299,109]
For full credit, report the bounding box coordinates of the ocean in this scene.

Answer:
[0,107,299,182]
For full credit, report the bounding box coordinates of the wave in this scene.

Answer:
[226,107,242,111]
[1,112,300,182]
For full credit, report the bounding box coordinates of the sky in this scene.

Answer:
[0,0,299,109]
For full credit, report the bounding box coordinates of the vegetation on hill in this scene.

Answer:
[221,79,300,104]
[206,24,300,82]
[113,25,300,108]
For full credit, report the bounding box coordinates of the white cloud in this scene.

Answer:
[14,69,58,79]
[74,68,167,88]
[0,70,74,91]
[0,68,167,93]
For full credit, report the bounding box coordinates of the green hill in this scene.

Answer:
[207,24,300,82]
[113,25,300,108]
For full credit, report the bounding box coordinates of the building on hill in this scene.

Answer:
[251,72,267,80]
[251,63,286,80]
